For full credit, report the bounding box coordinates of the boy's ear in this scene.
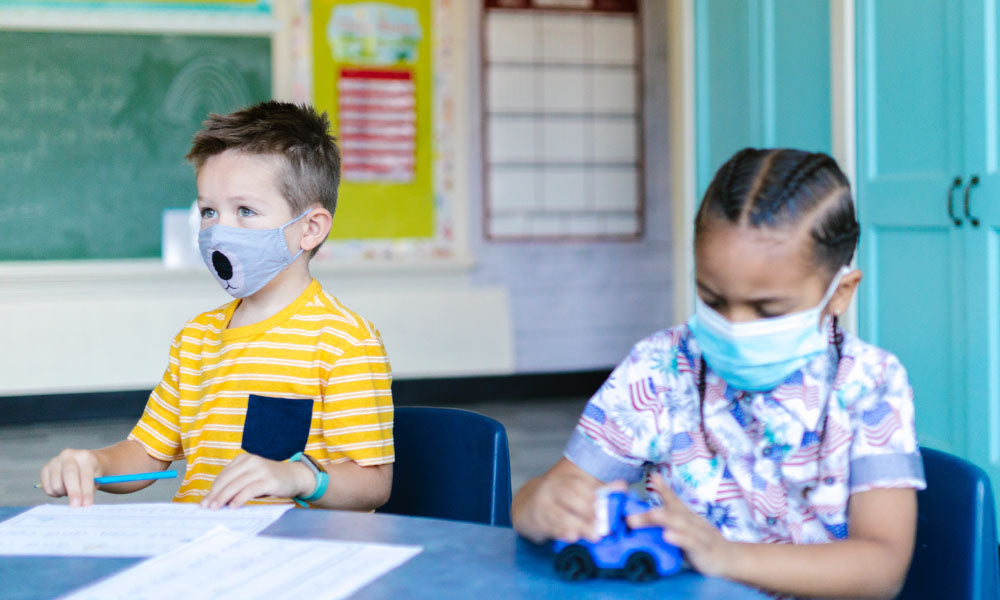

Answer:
[828,269,863,317]
[299,207,333,252]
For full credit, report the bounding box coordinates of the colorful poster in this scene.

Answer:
[314,0,434,240]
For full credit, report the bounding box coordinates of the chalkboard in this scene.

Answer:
[0,30,270,260]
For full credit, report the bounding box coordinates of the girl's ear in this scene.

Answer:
[826,269,863,318]
[299,207,333,252]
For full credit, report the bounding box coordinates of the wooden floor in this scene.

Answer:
[0,397,587,507]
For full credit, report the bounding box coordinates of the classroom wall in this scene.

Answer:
[0,0,673,397]
[469,0,674,373]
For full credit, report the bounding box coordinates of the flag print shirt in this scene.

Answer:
[564,324,926,544]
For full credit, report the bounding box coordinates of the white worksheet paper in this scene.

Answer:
[63,525,423,600]
[0,503,291,557]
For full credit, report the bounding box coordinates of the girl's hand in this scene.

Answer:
[512,458,626,544]
[627,473,737,578]
[39,448,103,507]
[201,452,314,509]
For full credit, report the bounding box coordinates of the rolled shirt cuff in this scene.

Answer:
[849,452,927,492]
[563,429,645,484]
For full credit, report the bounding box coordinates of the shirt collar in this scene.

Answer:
[700,342,839,433]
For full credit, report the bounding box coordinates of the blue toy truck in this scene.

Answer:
[552,489,683,582]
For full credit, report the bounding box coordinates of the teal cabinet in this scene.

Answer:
[856,0,1000,499]
[695,0,1000,507]
[694,0,831,195]
[962,0,1000,496]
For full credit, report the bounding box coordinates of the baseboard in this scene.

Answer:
[0,369,611,426]
[392,369,610,407]
[0,390,151,426]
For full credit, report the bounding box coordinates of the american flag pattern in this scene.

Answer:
[566,325,925,546]
[337,68,416,182]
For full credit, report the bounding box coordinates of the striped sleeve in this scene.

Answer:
[128,332,185,462]
[320,332,394,467]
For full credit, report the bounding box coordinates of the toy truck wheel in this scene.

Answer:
[554,544,596,581]
[623,551,658,582]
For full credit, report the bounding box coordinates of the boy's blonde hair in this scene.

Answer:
[187,102,341,253]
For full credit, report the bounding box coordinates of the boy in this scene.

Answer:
[40,102,394,511]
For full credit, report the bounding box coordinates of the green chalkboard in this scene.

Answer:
[0,30,270,260]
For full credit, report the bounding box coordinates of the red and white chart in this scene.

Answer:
[337,68,417,183]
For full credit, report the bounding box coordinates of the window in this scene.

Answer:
[483,0,643,240]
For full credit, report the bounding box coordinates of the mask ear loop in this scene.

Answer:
[821,266,851,310]
[817,265,851,331]
[279,209,313,262]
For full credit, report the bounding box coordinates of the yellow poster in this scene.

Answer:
[313,0,434,239]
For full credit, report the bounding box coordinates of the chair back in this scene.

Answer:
[377,406,512,527]
[899,447,1000,599]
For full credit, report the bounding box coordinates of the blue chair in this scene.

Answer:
[899,447,1000,599]
[377,406,513,527]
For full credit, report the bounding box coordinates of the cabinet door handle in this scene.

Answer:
[964,174,981,227]
[948,176,964,226]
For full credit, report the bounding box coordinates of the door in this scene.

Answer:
[856,0,968,455]
[694,0,831,194]
[962,0,1000,492]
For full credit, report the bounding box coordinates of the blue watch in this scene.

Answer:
[288,452,329,507]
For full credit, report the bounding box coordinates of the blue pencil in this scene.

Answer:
[34,469,178,489]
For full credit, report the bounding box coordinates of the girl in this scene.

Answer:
[512,148,925,599]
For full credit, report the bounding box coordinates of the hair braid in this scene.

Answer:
[697,148,767,227]
[722,148,756,198]
[697,356,714,454]
[775,153,833,210]
[696,147,858,277]
[746,151,830,225]
[815,222,860,248]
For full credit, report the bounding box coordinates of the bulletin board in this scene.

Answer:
[312,0,435,240]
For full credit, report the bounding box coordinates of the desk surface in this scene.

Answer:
[0,506,767,599]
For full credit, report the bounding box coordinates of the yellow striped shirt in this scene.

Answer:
[129,279,394,504]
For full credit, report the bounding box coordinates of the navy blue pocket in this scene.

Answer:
[241,395,313,461]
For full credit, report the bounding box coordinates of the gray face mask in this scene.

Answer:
[197,211,309,298]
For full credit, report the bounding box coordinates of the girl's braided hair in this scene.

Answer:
[695,148,860,279]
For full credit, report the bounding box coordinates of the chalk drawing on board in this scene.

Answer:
[113,53,260,159]
[0,31,271,260]
[163,55,254,125]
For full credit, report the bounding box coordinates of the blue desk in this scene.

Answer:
[0,506,767,599]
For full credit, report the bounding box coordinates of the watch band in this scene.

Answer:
[288,451,329,507]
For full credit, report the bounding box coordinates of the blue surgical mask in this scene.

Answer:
[688,266,850,392]
[198,211,309,298]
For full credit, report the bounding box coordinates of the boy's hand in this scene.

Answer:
[201,451,314,509]
[40,449,103,507]
[626,474,737,578]
[512,458,626,544]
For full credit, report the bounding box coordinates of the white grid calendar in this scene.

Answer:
[483,5,643,240]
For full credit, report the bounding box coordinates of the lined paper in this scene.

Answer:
[0,503,291,557]
[64,526,422,600]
